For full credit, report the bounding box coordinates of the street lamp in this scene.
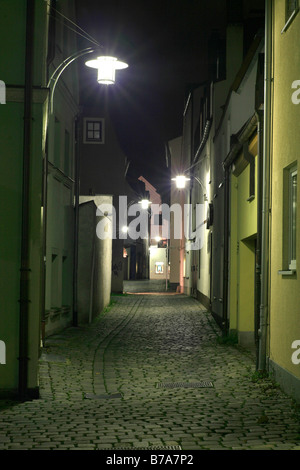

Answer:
[85,55,128,85]
[44,47,129,329]
[139,198,152,210]
[172,175,190,189]
[172,173,207,192]
[48,47,129,113]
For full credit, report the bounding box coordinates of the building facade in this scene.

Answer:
[171,0,300,403]
[0,0,48,398]
[78,104,148,293]
[44,0,80,338]
[267,0,300,401]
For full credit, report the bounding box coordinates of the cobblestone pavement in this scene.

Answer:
[0,282,300,451]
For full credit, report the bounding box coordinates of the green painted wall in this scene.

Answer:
[0,1,48,395]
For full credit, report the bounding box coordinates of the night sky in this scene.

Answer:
[75,0,227,194]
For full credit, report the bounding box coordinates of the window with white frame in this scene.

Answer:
[83,118,105,144]
[282,0,299,32]
[289,166,297,270]
[281,164,297,274]
[286,0,298,20]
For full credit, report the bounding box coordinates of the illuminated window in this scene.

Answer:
[155,262,164,274]
[83,118,105,144]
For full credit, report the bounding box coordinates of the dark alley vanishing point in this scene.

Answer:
[0,281,299,451]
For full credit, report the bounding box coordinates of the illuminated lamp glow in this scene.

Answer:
[85,56,128,85]
[172,175,190,189]
[139,199,151,209]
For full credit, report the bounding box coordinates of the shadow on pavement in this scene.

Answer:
[123,279,180,295]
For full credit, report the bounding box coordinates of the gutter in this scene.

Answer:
[255,109,263,367]
[73,116,80,327]
[258,0,272,372]
[19,0,35,401]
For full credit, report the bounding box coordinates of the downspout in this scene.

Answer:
[258,0,272,372]
[73,116,80,327]
[255,110,263,368]
[222,165,229,336]
[19,0,35,401]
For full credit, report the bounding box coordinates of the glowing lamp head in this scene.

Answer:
[139,199,151,210]
[85,56,128,85]
[172,175,190,189]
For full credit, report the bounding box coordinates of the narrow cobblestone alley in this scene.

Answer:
[0,282,299,452]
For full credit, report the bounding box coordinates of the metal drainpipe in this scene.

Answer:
[73,116,80,327]
[258,0,272,372]
[19,0,35,401]
[255,110,263,369]
[222,166,229,336]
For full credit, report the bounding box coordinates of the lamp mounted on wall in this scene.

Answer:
[48,48,129,113]
[172,175,191,189]
[85,55,128,85]
[139,199,152,210]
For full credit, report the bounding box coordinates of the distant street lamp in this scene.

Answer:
[44,47,129,330]
[172,173,208,201]
[139,199,152,210]
[172,175,190,189]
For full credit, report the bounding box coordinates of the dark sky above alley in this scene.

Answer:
[75,0,263,195]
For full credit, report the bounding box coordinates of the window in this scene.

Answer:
[83,118,105,144]
[282,0,299,32]
[281,164,297,274]
[54,117,61,167]
[64,129,70,175]
[286,0,298,21]
[289,167,297,270]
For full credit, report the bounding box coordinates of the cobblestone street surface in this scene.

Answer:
[0,281,300,451]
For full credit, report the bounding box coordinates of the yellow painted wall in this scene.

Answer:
[229,153,258,345]
[269,2,300,378]
[229,174,238,331]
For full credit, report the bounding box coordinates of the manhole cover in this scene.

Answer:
[84,393,123,399]
[156,381,214,389]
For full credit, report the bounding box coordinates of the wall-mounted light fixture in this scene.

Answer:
[139,199,152,210]
[85,55,128,85]
[171,175,190,189]
[48,48,129,112]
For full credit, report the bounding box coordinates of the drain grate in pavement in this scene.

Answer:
[99,445,182,450]
[39,353,67,363]
[156,381,214,389]
[84,393,123,399]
